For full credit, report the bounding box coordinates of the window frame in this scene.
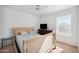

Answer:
[56,14,72,36]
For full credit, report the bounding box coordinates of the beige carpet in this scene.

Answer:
[50,47,63,53]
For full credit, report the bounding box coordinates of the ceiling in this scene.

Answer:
[4,5,76,15]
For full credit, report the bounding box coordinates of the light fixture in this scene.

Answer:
[32,5,48,10]
[35,5,40,10]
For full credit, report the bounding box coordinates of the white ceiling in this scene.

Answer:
[4,5,76,15]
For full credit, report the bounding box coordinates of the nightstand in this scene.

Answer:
[1,36,13,48]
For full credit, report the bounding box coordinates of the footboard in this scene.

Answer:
[22,32,56,53]
[22,35,45,53]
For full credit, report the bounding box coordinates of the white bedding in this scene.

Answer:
[16,32,41,52]
[39,35,52,53]
[16,32,56,53]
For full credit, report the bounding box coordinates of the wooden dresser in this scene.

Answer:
[38,29,53,35]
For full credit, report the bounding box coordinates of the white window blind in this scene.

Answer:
[56,14,71,36]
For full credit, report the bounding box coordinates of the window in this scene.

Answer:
[56,14,71,36]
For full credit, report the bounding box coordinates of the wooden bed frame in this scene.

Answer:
[12,27,34,35]
[12,27,56,53]
[12,27,34,52]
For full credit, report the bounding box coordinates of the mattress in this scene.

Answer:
[16,32,41,52]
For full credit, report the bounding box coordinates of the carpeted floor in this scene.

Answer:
[0,41,78,53]
[50,47,63,53]
[56,41,78,53]
[0,44,16,53]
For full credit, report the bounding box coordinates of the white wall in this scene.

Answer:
[78,6,79,52]
[39,7,78,46]
[0,6,6,48]
[1,7,39,36]
[39,15,56,30]
[0,6,40,48]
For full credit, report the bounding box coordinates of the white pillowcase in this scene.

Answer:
[21,32,28,35]
[28,31,34,34]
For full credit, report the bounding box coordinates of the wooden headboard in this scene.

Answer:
[12,27,34,36]
[11,27,34,52]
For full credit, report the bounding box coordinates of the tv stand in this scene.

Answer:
[38,29,52,35]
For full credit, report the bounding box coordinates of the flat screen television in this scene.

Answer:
[40,24,47,29]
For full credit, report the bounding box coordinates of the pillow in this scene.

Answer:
[21,32,28,35]
[18,32,21,35]
[28,31,34,34]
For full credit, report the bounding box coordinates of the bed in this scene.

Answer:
[12,27,56,53]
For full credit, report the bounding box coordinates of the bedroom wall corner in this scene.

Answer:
[0,6,40,48]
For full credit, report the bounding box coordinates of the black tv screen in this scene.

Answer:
[40,24,47,29]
